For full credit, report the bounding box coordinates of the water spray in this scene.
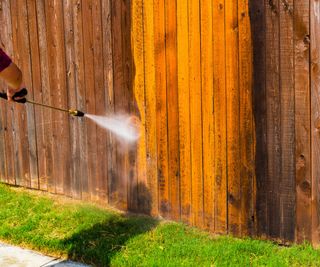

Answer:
[0,88,141,142]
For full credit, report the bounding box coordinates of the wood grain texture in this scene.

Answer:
[5,0,319,245]
[10,0,32,188]
[165,0,180,221]
[63,0,81,199]
[0,0,13,185]
[279,0,295,242]
[132,0,147,213]
[154,0,169,218]
[35,0,54,192]
[294,0,312,243]
[201,0,215,231]
[73,0,88,200]
[266,0,281,239]
[45,0,70,195]
[143,0,159,216]
[177,0,192,225]
[249,0,268,237]
[102,0,113,205]
[189,0,203,228]
[311,0,320,246]
[109,0,125,208]
[225,0,241,235]
[92,0,108,202]
[238,0,255,236]
[27,0,43,190]
[213,0,227,234]
[82,0,97,201]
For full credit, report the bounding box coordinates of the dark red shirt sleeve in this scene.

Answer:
[0,48,12,72]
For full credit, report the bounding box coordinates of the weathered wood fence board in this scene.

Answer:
[311,0,320,246]
[250,0,320,245]
[1,0,320,245]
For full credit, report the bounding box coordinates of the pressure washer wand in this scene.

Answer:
[0,89,85,117]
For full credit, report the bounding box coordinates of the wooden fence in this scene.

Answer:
[0,0,319,245]
[251,0,320,245]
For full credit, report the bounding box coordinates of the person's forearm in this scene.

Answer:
[0,62,22,89]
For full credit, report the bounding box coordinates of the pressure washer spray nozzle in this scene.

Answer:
[0,90,86,117]
[68,109,85,117]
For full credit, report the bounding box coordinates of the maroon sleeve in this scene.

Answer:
[0,48,12,72]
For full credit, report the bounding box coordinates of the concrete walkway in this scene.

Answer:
[0,242,90,267]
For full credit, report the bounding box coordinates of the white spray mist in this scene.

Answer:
[84,114,141,143]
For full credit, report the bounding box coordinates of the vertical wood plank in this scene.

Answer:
[213,0,227,234]
[63,0,81,199]
[27,0,45,191]
[200,0,215,231]
[154,0,169,218]
[189,0,203,228]
[73,0,88,200]
[225,0,241,235]
[109,0,123,207]
[110,0,129,210]
[279,0,295,241]
[102,0,114,206]
[238,0,255,236]
[266,0,281,238]
[44,0,70,195]
[250,0,268,237]
[121,0,132,212]
[177,0,192,224]
[165,0,180,221]
[36,0,54,192]
[10,0,32,188]
[311,0,320,247]
[0,0,13,185]
[23,0,39,190]
[82,0,97,201]
[92,0,108,202]
[143,0,159,216]
[132,0,147,212]
[0,86,7,183]
[295,0,312,243]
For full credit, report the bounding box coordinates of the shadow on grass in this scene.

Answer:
[62,215,158,267]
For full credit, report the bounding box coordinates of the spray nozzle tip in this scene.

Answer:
[69,109,85,117]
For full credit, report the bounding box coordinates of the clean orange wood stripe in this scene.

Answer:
[200,0,215,231]
[189,0,204,228]
[165,0,180,221]
[177,0,192,224]
[143,0,159,216]
[213,0,227,234]
[132,0,148,212]
[154,0,169,217]
[225,0,241,235]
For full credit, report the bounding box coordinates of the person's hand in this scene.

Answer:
[7,83,27,102]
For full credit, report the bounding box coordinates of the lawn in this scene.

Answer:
[0,183,319,267]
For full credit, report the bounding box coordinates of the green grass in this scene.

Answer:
[0,183,320,267]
